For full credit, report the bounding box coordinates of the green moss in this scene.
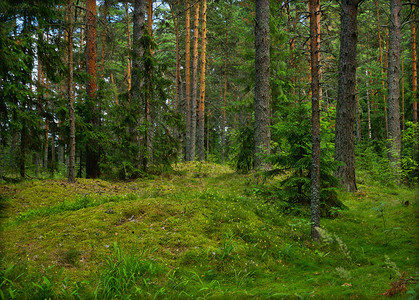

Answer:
[0,163,417,299]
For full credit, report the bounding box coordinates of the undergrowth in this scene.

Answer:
[0,162,417,299]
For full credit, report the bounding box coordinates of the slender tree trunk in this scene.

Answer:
[10,131,18,169]
[402,53,405,131]
[126,0,132,95]
[412,6,417,124]
[67,0,76,183]
[20,128,26,178]
[184,0,192,161]
[132,0,146,168]
[356,87,361,142]
[58,135,64,164]
[191,1,200,161]
[51,130,56,171]
[146,0,154,165]
[100,0,109,78]
[35,153,40,177]
[221,8,229,163]
[44,119,49,169]
[85,0,99,178]
[254,0,271,171]
[110,73,118,105]
[286,1,299,93]
[334,0,361,192]
[309,0,321,241]
[387,0,402,176]
[374,0,388,137]
[169,1,180,112]
[366,69,372,139]
[197,0,207,161]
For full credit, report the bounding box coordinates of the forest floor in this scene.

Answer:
[0,162,418,299]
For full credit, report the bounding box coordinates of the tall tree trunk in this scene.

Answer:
[132,0,146,168]
[254,0,271,171]
[126,0,132,95]
[412,6,417,124]
[20,128,26,178]
[184,0,192,161]
[58,130,64,165]
[374,0,388,137]
[286,1,299,94]
[221,7,229,164]
[44,118,49,169]
[85,0,99,178]
[309,0,321,241]
[169,1,180,112]
[67,0,76,183]
[197,0,207,161]
[100,0,109,78]
[191,1,200,161]
[402,53,405,131]
[356,87,361,142]
[387,0,402,176]
[334,0,361,192]
[366,69,372,139]
[51,129,56,171]
[146,0,154,165]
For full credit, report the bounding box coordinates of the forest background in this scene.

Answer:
[0,0,418,298]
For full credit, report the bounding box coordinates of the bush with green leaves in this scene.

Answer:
[268,102,344,217]
[228,125,254,174]
[400,122,418,186]
[356,140,398,186]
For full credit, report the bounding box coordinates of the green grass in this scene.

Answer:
[0,162,417,299]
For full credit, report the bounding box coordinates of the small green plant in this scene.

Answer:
[335,267,351,281]
[94,242,161,299]
[279,243,293,262]
[219,233,236,261]
[371,203,401,244]
[233,268,255,288]
[32,276,55,300]
[316,227,351,261]
[383,255,401,278]
[60,276,87,299]
[0,262,22,300]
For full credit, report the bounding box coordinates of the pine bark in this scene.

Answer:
[132,0,146,168]
[374,0,388,137]
[169,1,180,112]
[197,0,207,161]
[44,118,49,168]
[387,0,402,174]
[254,0,271,171]
[146,0,153,165]
[334,0,361,192]
[67,0,76,183]
[85,0,100,178]
[310,0,321,241]
[126,0,132,94]
[221,8,229,163]
[100,0,109,78]
[190,1,200,161]
[185,0,192,161]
